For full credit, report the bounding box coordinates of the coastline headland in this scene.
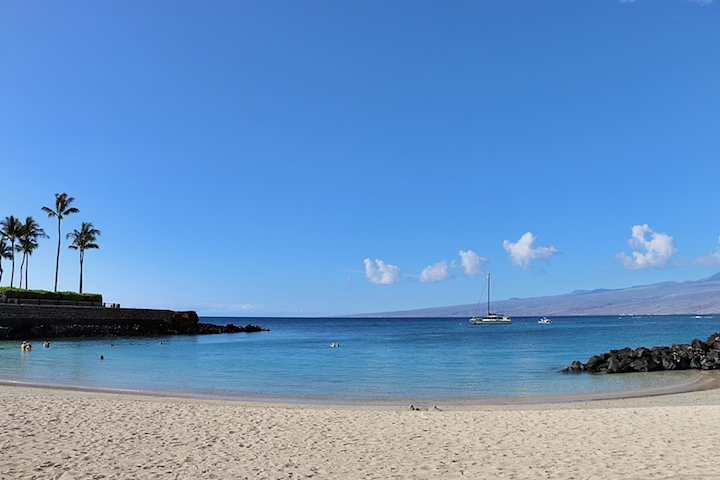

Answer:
[0,304,265,339]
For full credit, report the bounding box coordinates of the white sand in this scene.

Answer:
[3,382,720,479]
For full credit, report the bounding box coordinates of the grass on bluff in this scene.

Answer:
[0,287,102,303]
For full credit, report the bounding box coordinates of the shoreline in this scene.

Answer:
[3,369,720,408]
[4,382,720,478]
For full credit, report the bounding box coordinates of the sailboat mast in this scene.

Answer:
[487,273,491,315]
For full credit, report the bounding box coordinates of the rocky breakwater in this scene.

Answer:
[0,304,267,339]
[168,311,267,335]
[562,332,720,373]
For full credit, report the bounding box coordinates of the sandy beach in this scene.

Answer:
[3,381,720,479]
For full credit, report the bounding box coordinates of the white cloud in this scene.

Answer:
[694,236,720,266]
[697,250,720,265]
[364,258,402,285]
[456,250,486,277]
[616,224,677,270]
[198,303,260,314]
[228,303,259,312]
[419,261,452,283]
[503,232,559,269]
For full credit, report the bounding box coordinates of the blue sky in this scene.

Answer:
[1,0,719,316]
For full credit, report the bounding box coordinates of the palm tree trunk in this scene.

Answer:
[79,250,84,294]
[25,256,29,290]
[9,246,15,289]
[54,218,61,292]
[19,253,26,289]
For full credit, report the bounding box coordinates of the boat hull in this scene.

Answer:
[469,316,512,325]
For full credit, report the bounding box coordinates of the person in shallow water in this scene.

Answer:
[21,341,32,351]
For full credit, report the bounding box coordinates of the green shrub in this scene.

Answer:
[0,287,102,303]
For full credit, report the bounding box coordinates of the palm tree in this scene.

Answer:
[0,238,13,285]
[67,222,100,294]
[16,217,47,289]
[0,216,22,288]
[42,193,79,292]
[15,243,24,289]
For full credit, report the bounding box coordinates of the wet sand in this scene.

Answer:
[3,378,720,479]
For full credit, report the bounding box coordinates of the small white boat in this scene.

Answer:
[469,274,512,325]
[538,317,552,324]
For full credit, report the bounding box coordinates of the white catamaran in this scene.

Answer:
[469,274,512,325]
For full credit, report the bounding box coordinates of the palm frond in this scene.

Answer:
[0,239,13,259]
[43,193,80,220]
[67,222,101,251]
[41,206,57,217]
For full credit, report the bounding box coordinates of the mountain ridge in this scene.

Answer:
[348,273,720,318]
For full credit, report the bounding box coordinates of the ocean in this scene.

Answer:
[1,315,718,405]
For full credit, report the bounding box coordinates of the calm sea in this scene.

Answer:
[1,315,719,405]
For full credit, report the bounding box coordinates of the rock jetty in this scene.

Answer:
[0,308,267,340]
[562,332,720,374]
[167,311,267,335]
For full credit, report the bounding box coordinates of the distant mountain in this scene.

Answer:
[350,273,720,317]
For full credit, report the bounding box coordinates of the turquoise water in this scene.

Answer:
[1,315,718,404]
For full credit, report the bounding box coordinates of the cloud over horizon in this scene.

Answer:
[503,232,559,269]
[364,258,402,285]
[694,236,720,266]
[455,249,487,277]
[616,224,678,270]
[419,261,452,283]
